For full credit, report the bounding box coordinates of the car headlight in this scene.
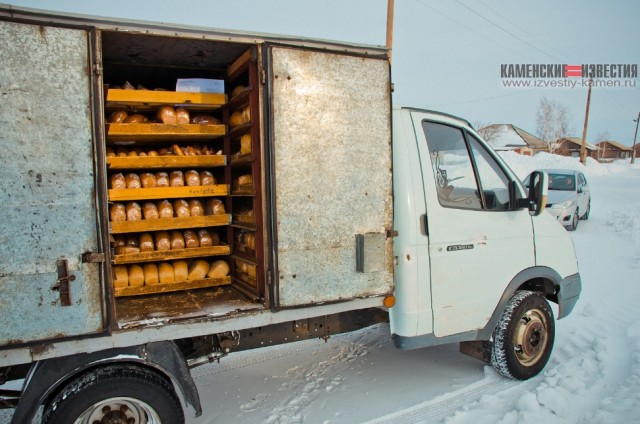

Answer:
[552,199,575,209]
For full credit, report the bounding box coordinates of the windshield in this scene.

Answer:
[548,173,576,191]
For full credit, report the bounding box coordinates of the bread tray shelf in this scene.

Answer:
[114,245,231,265]
[114,276,231,297]
[107,123,226,141]
[109,185,228,201]
[106,89,226,109]
[111,214,230,234]
[107,155,226,170]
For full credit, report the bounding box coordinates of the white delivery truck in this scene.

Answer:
[0,5,581,423]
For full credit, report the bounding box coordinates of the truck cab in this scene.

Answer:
[390,108,581,379]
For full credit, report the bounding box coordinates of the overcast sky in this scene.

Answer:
[6,0,640,145]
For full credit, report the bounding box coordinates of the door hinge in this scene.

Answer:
[93,62,102,76]
[52,258,75,306]
[261,69,266,85]
[82,252,105,263]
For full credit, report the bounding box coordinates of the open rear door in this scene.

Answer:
[0,20,104,346]
[268,46,393,307]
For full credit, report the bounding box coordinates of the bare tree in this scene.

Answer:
[476,123,502,145]
[536,97,570,153]
[596,130,611,159]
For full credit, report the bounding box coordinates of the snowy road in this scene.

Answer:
[186,157,640,424]
[1,157,638,423]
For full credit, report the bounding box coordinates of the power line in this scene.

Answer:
[453,0,564,62]
[476,0,574,62]
[413,0,531,60]
[427,88,540,108]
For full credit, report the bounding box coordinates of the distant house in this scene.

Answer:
[478,124,548,156]
[553,137,598,158]
[596,141,632,160]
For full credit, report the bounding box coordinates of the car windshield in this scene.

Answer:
[548,173,576,191]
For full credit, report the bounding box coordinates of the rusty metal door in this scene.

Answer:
[0,20,104,346]
[269,46,394,307]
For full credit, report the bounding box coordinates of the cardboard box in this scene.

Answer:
[176,78,225,94]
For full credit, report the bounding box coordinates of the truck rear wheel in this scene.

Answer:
[490,291,554,380]
[42,364,184,424]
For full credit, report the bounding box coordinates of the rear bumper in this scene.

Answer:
[557,272,581,319]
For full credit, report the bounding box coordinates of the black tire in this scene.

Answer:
[581,202,590,220]
[490,291,555,380]
[42,364,184,424]
[568,209,579,231]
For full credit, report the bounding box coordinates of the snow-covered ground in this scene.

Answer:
[1,153,639,423]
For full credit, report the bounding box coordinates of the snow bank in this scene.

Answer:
[497,151,634,180]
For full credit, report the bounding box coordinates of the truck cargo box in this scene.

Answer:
[0,7,393,355]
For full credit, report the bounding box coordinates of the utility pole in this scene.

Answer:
[386,0,394,64]
[580,78,593,165]
[632,112,639,164]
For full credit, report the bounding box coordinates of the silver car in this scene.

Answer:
[524,169,591,231]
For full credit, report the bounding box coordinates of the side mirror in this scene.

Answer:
[526,171,548,216]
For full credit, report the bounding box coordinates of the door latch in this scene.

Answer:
[52,258,75,306]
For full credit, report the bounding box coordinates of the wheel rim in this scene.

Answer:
[512,308,548,366]
[573,211,578,228]
[73,397,162,424]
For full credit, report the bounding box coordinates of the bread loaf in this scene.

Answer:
[173,260,188,281]
[156,172,170,187]
[187,260,210,280]
[158,262,175,284]
[110,203,126,223]
[116,148,128,157]
[158,147,173,156]
[207,260,230,278]
[157,200,174,218]
[147,150,159,157]
[229,111,243,128]
[173,199,190,217]
[237,174,252,186]
[199,171,216,186]
[139,232,154,252]
[143,263,159,285]
[110,173,126,190]
[157,106,177,124]
[115,234,140,254]
[123,114,148,124]
[125,202,142,221]
[188,199,204,216]
[169,171,184,187]
[197,229,213,247]
[185,170,200,187]
[113,265,129,288]
[171,144,184,156]
[241,106,251,123]
[112,234,126,248]
[155,231,171,251]
[183,230,199,248]
[108,111,128,124]
[106,147,116,158]
[127,150,138,157]
[125,173,141,189]
[246,232,256,249]
[231,85,246,98]
[176,107,190,125]
[240,134,252,155]
[191,114,221,125]
[142,202,159,220]
[140,173,157,188]
[128,264,144,287]
[205,199,225,215]
[170,231,185,250]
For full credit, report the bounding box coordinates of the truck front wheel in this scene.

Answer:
[490,291,555,380]
[42,364,184,424]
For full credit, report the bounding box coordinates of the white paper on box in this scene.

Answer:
[176,78,225,94]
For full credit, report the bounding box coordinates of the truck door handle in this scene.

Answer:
[421,214,429,236]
